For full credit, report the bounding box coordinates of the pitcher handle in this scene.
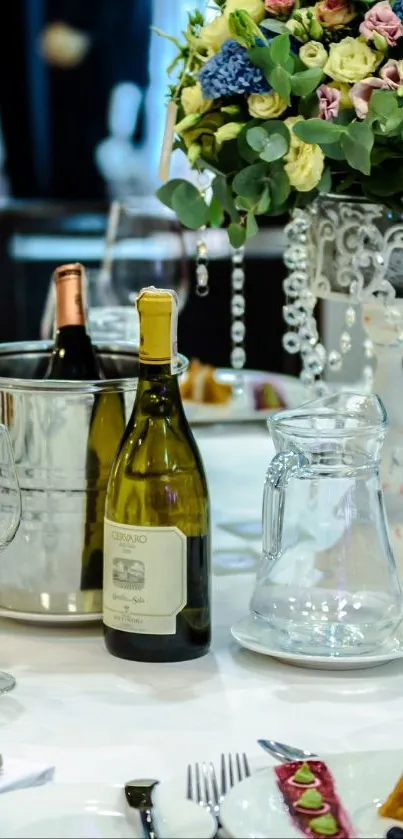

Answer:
[262,450,306,560]
[0,424,21,548]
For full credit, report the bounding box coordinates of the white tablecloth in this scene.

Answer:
[0,424,402,791]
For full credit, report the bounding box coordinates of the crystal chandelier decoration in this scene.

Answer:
[230,247,247,385]
[282,196,403,394]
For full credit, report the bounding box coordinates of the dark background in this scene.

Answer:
[0,0,295,375]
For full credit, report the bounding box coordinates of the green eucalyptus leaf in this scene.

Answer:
[341,121,374,176]
[228,222,247,248]
[248,46,273,82]
[320,140,346,160]
[171,182,209,229]
[246,212,259,239]
[260,19,288,34]
[269,33,290,67]
[369,89,399,121]
[318,166,332,194]
[256,184,271,214]
[270,167,290,207]
[208,195,224,228]
[285,54,295,73]
[156,179,188,210]
[293,118,344,145]
[234,196,256,211]
[232,162,269,200]
[268,66,291,104]
[260,133,289,162]
[261,120,290,145]
[291,67,323,97]
[212,175,239,222]
[237,120,261,163]
[247,126,269,152]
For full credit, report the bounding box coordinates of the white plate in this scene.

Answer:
[231,614,403,670]
[0,781,217,839]
[0,608,102,626]
[220,749,403,838]
[182,369,305,425]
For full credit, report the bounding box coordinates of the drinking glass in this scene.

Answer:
[0,420,22,691]
[87,196,189,343]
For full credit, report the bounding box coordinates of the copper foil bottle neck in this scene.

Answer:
[54,263,86,328]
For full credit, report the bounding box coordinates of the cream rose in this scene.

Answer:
[323,36,380,83]
[224,0,266,22]
[299,40,328,68]
[284,116,324,192]
[199,16,231,53]
[181,83,212,116]
[247,92,288,118]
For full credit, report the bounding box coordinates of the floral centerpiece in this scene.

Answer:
[156,0,403,247]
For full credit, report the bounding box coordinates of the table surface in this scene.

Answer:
[0,423,401,790]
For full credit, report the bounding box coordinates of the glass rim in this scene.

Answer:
[267,392,388,438]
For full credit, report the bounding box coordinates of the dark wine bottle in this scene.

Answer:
[103,286,211,662]
[45,263,103,381]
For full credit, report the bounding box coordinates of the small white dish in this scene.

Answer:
[0,781,216,839]
[220,749,403,838]
[0,608,102,626]
[231,614,403,670]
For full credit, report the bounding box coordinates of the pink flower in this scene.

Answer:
[359,1,403,47]
[380,58,403,88]
[317,84,340,120]
[264,0,295,17]
[350,77,391,119]
[314,0,355,28]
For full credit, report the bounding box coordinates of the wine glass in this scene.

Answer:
[86,195,190,343]
[0,421,22,693]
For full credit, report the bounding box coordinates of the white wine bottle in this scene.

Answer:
[103,287,211,662]
[45,263,104,381]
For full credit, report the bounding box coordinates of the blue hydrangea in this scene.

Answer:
[199,39,271,99]
[393,0,403,19]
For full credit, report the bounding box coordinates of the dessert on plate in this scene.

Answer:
[180,359,232,405]
[275,760,355,838]
[380,773,403,824]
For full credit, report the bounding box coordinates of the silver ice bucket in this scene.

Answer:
[0,340,187,618]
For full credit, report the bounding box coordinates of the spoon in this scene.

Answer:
[124,778,160,839]
[257,739,318,763]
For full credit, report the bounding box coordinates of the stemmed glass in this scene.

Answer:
[86,195,190,343]
[0,420,22,692]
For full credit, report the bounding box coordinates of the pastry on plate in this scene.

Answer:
[380,774,403,822]
[180,359,232,405]
[253,381,286,411]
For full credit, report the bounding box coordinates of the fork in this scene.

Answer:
[187,752,251,825]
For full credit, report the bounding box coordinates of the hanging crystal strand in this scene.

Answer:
[195,171,211,298]
[230,246,246,394]
[195,231,209,297]
[282,208,327,393]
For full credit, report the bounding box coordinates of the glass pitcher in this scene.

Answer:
[250,393,403,656]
